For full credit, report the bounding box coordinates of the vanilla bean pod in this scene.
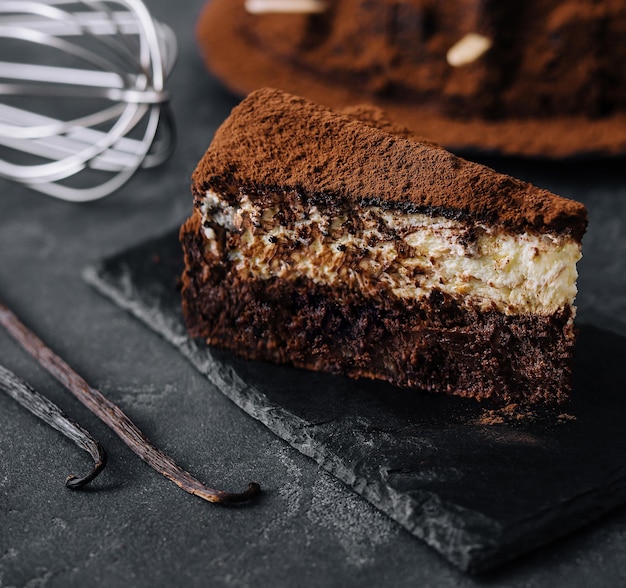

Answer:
[0,300,260,504]
[0,364,106,488]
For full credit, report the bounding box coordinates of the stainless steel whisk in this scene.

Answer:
[0,0,177,201]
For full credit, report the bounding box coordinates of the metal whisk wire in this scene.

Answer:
[0,0,177,202]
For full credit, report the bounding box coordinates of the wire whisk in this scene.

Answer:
[0,0,177,202]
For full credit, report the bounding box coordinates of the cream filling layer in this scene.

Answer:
[201,190,581,316]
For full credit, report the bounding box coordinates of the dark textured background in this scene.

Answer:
[1,1,626,586]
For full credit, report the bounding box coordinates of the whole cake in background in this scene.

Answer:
[196,0,626,158]
[180,88,587,404]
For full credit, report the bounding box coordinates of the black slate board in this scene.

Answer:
[84,229,626,574]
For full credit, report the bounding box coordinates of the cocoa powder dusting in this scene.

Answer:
[194,88,587,239]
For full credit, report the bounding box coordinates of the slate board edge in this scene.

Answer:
[82,260,508,573]
[81,233,626,575]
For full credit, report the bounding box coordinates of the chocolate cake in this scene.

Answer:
[196,0,626,158]
[180,88,587,404]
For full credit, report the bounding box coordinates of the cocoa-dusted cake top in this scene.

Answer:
[195,0,626,158]
[194,88,587,239]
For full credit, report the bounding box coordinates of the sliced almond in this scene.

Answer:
[446,33,492,67]
[245,0,327,14]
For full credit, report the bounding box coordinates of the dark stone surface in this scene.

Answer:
[1,0,626,586]
[84,229,626,574]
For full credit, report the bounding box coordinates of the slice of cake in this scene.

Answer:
[180,88,587,404]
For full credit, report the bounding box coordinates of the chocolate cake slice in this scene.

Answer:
[180,88,587,404]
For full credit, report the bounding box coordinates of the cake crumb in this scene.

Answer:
[477,403,577,426]
[477,403,538,425]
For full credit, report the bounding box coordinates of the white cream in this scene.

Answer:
[201,190,581,316]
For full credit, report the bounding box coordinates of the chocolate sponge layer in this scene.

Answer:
[181,215,575,405]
